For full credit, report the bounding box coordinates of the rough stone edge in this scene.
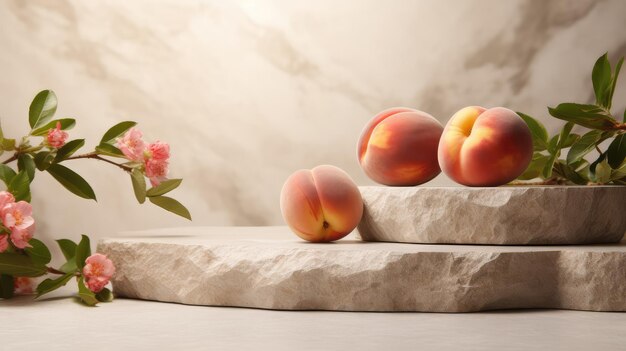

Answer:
[97,240,626,312]
[356,186,626,245]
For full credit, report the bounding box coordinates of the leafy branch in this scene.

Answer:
[516,53,626,185]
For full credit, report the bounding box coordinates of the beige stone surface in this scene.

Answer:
[98,226,626,312]
[357,186,626,245]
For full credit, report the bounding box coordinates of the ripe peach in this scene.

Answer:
[437,106,533,187]
[280,165,363,242]
[357,107,443,186]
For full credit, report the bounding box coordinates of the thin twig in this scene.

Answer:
[47,267,70,275]
[1,153,18,165]
[65,152,132,172]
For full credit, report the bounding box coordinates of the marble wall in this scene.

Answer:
[0,0,625,244]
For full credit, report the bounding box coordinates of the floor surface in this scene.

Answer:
[1,287,625,351]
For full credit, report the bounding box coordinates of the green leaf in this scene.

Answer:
[595,158,612,183]
[0,253,47,277]
[56,239,77,261]
[518,112,548,151]
[589,153,606,179]
[569,158,590,172]
[46,164,97,200]
[95,287,114,303]
[59,257,77,274]
[36,272,74,298]
[29,90,58,129]
[607,57,623,110]
[611,163,626,181]
[566,130,604,165]
[75,235,91,270]
[592,53,611,108]
[55,139,85,161]
[100,121,137,144]
[34,151,56,171]
[607,134,626,169]
[560,134,580,149]
[554,162,588,185]
[8,171,30,202]
[149,196,192,220]
[77,276,99,306]
[548,103,618,130]
[558,122,574,148]
[542,152,559,179]
[95,143,125,158]
[146,179,182,197]
[0,274,14,299]
[30,118,76,136]
[130,168,146,204]
[25,239,51,265]
[1,138,16,151]
[0,164,16,186]
[517,153,549,180]
[547,135,559,154]
[17,154,36,181]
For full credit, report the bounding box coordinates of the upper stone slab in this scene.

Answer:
[357,186,626,245]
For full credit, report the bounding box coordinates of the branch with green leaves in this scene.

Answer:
[516,53,626,185]
[0,89,191,306]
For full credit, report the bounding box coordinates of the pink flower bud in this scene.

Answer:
[116,128,146,162]
[46,122,69,149]
[82,253,115,293]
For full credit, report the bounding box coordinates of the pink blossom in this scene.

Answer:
[14,277,34,295]
[116,128,146,162]
[3,201,35,249]
[146,141,170,161]
[145,158,169,186]
[0,191,15,215]
[0,234,8,253]
[10,225,35,249]
[46,121,69,148]
[83,253,115,293]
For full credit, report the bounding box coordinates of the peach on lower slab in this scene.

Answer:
[357,107,443,186]
[280,165,363,242]
[437,106,533,187]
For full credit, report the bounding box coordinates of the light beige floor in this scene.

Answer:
[1,287,625,351]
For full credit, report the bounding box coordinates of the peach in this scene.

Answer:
[437,106,533,187]
[357,107,443,186]
[280,165,363,242]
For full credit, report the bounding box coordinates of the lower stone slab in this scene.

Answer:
[98,226,626,312]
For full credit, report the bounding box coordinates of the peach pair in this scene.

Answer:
[357,106,532,187]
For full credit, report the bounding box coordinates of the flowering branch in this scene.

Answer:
[0,89,191,306]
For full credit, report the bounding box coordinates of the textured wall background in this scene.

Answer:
[0,0,625,244]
